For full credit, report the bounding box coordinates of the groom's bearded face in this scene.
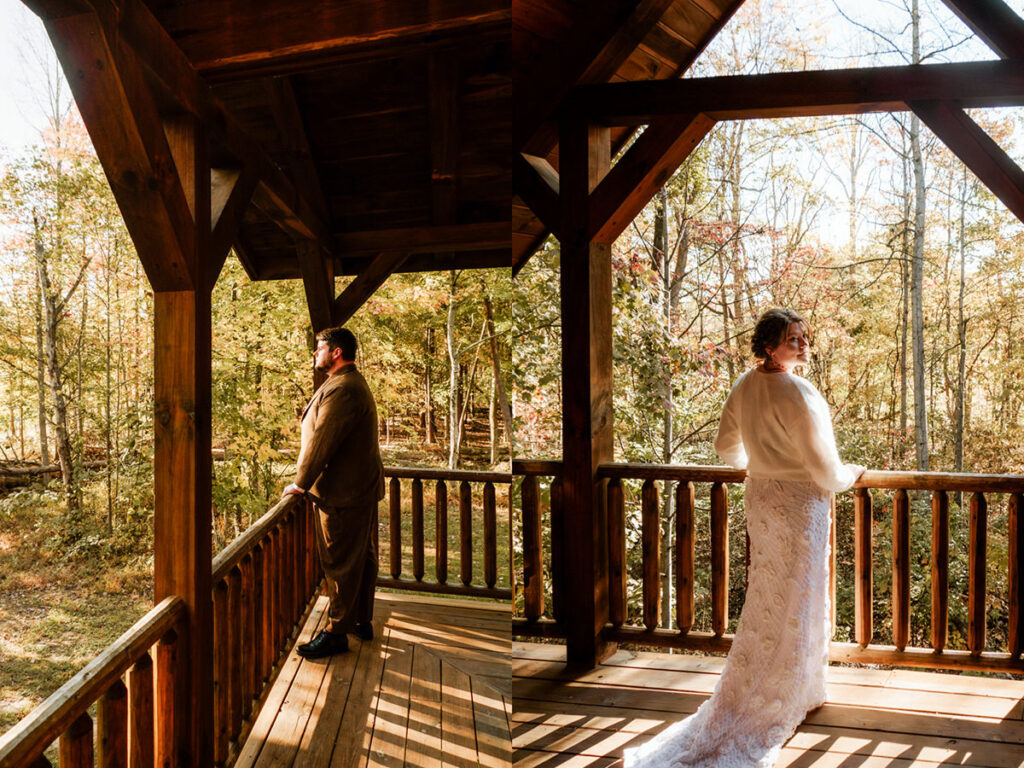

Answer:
[313,340,337,372]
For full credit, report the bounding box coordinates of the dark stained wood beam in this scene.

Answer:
[589,113,715,243]
[940,0,1024,59]
[568,60,1024,124]
[514,153,561,236]
[267,76,331,224]
[44,12,196,291]
[152,113,214,768]
[334,221,509,259]
[209,167,258,289]
[516,0,676,154]
[72,0,331,248]
[559,117,615,668]
[333,252,410,326]
[429,53,459,259]
[335,249,514,276]
[911,100,1024,222]
[296,240,335,332]
[156,0,509,82]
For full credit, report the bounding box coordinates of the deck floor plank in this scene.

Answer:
[513,640,1024,767]
[234,592,510,768]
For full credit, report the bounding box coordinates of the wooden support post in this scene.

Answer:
[558,117,614,667]
[153,113,214,768]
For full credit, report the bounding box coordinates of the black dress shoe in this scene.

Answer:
[297,629,349,658]
[354,622,374,640]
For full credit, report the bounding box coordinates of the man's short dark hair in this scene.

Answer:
[316,326,357,361]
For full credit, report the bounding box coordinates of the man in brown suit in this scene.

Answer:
[282,326,384,657]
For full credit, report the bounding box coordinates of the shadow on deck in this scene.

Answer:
[237,592,511,768]
[512,641,1024,767]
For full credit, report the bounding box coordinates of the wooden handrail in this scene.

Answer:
[385,466,510,483]
[212,494,300,583]
[0,596,185,768]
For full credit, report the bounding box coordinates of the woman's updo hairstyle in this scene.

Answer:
[750,308,807,360]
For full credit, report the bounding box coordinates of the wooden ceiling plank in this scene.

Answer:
[939,0,1024,59]
[911,100,1024,223]
[589,113,715,243]
[267,76,332,224]
[517,0,677,154]
[209,168,258,290]
[333,252,410,326]
[429,54,460,225]
[334,221,509,259]
[297,240,335,332]
[514,153,561,236]
[569,59,1024,123]
[44,11,196,292]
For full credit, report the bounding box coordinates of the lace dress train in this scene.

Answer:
[623,477,832,768]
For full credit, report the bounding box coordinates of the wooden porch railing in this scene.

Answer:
[512,460,1024,674]
[379,467,513,600]
[0,465,511,767]
[0,494,318,768]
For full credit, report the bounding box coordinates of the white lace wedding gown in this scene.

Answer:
[623,368,857,768]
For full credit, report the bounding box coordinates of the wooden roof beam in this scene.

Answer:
[43,11,196,291]
[517,0,676,155]
[334,222,509,259]
[209,167,258,290]
[514,154,561,237]
[333,252,410,326]
[75,0,333,249]
[267,76,331,225]
[336,249,514,276]
[589,114,715,244]
[297,241,335,332]
[568,60,1024,124]
[172,0,509,82]
[911,100,1024,223]
[939,0,1024,59]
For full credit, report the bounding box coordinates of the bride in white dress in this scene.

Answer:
[623,308,864,768]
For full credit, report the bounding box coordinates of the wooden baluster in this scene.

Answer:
[460,481,473,586]
[484,481,497,588]
[263,531,277,676]
[969,491,988,655]
[284,514,296,630]
[213,579,228,766]
[276,523,288,651]
[307,498,318,597]
[227,565,243,745]
[99,679,128,768]
[830,493,837,632]
[675,481,695,634]
[1011,492,1023,659]
[607,477,626,628]
[412,478,425,581]
[710,482,729,637]
[550,477,565,623]
[60,712,93,768]
[239,555,254,720]
[521,474,544,620]
[292,509,303,628]
[127,653,154,768]
[854,486,873,648]
[893,489,910,651]
[931,490,949,653]
[251,543,266,687]
[642,479,660,630]
[155,629,179,768]
[436,480,448,584]
[389,477,402,579]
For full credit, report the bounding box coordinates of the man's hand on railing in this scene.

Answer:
[281,483,305,498]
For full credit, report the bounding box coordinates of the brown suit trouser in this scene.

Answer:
[313,499,378,634]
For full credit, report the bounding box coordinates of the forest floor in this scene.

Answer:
[0,424,508,739]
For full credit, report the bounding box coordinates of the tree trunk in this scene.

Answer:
[35,271,50,473]
[910,0,929,472]
[656,187,673,628]
[447,272,460,468]
[34,213,77,510]
[425,328,435,444]
[482,291,514,465]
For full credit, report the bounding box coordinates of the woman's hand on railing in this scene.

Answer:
[281,483,305,498]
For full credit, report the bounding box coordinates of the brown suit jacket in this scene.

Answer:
[295,363,385,507]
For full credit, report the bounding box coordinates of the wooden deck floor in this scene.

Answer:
[236,591,511,768]
[513,641,1024,767]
